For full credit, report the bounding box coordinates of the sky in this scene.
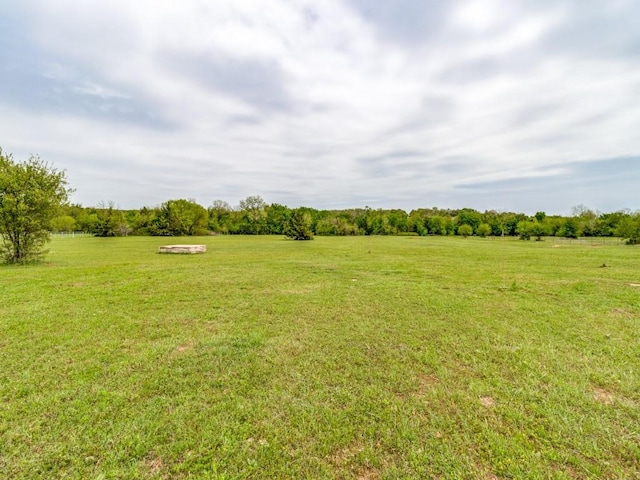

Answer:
[1,0,639,215]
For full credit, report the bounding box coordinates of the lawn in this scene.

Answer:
[1,235,639,479]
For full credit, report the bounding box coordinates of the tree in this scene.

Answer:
[208,200,234,234]
[285,208,314,240]
[559,218,580,239]
[456,208,482,232]
[50,215,76,232]
[530,220,550,241]
[408,211,427,236]
[476,223,491,238]
[457,224,473,237]
[153,199,208,236]
[93,201,127,237]
[571,204,596,220]
[75,209,99,233]
[516,220,533,240]
[265,203,291,235]
[0,148,73,263]
[504,213,527,236]
[427,215,448,235]
[615,214,640,245]
[238,195,267,234]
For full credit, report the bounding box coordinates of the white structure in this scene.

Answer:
[159,244,206,254]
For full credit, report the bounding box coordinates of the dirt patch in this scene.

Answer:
[357,467,381,480]
[564,465,580,479]
[143,453,165,477]
[246,437,269,448]
[593,387,615,405]
[281,288,312,294]
[169,343,195,358]
[611,308,633,317]
[330,444,365,466]
[480,396,496,408]
[416,373,440,396]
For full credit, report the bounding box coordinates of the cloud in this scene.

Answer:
[344,0,451,44]
[0,0,638,214]
[162,52,292,113]
[357,150,427,178]
[454,157,640,214]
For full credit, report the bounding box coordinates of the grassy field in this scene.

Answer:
[1,235,639,479]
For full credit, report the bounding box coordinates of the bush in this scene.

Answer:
[477,223,491,238]
[457,224,473,237]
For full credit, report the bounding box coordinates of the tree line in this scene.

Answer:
[2,148,639,264]
[51,196,640,243]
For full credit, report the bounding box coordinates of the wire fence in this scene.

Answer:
[50,232,93,238]
[550,236,624,246]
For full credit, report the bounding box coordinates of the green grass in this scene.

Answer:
[1,235,639,479]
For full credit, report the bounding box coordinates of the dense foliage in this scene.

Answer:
[285,208,314,240]
[0,149,72,263]
[50,197,640,243]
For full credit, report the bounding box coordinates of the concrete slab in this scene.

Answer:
[159,244,206,254]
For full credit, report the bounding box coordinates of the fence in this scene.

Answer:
[550,236,624,246]
[50,232,93,238]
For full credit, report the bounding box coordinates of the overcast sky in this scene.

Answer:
[1,0,639,214]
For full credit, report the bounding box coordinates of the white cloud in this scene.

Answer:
[0,0,639,213]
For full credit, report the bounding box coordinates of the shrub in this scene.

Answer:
[457,224,473,237]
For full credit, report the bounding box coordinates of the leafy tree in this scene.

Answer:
[516,221,532,240]
[615,214,640,245]
[504,213,527,236]
[265,203,291,235]
[545,216,564,237]
[457,224,473,237]
[476,223,491,238]
[0,148,72,263]
[128,206,154,235]
[50,215,76,232]
[74,209,99,233]
[369,213,392,235]
[315,217,359,236]
[530,220,550,241]
[355,207,372,234]
[208,200,234,234]
[407,211,427,236]
[153,199,208,236]
[456,208,482,232]
[387,209,409,233]
[482,210,505,236]
[238,195,267,234]
[93,202,128,237]
[427,215,448,235]
[599,210,629,236]
[285,208,314,240]
[559,218,580,239]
